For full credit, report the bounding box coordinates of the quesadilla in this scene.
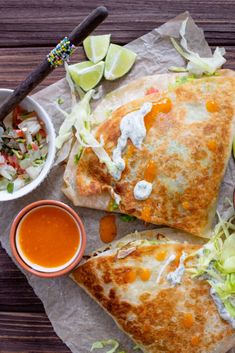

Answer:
[71,228,235,353]
[73,73,235,237]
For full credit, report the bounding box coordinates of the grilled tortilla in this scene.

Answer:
[75,74,235,237]
[71,229,235,353]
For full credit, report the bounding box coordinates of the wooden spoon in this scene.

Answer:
[0,6,108,129]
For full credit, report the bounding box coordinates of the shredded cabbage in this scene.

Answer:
[188,211,235,319]
[76,128,119,176]
[170,18,226,76]
[91,339,119,353]
[55,89,94,149]
[56,63,116,167]
[55,62,123,179]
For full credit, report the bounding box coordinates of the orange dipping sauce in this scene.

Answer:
[16,206,81,270]
[99,215,117,243]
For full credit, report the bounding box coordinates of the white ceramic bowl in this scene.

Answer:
[0,89,56,201]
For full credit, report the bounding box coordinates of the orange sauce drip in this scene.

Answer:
[191,336,200,346]
[99,215,117,243]
[139,268,151,281]
[155,250,168,261]
[125,269,137,283]
[18,206,80,268]
[182,313,194,328]
[182,201,190,210]
[124,144,136,165]
[144,160,157,182]
[172,252,182,269]
[207,140,217,152]
[141,204,152,222]
[206,100,219,113]
[144,97,172,130]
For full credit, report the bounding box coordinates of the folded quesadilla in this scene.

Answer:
[63,70,235,237]
[71,227,235,353]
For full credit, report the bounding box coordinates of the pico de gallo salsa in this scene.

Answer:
[0,105,48,193]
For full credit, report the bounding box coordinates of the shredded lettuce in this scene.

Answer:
[170,18,226,76]
[188,211,235,320]
[91,339,119,353]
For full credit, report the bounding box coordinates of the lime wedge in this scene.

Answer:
[104,44,137,81]
[68,61,104,92]
[83,35,111,64]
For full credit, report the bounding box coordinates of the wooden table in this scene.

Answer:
[0,1,234,352]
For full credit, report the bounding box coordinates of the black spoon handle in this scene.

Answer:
[0,6,108,124]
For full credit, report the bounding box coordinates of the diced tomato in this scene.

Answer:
[145,87,159,95]
[39,128,46,137]
[31,142,39,151]
[1,151,8,160]
[0,154,5,166]
[16,129,25,138]
[12,105,24,128]
[7,155,19,169]
[17,166,25,174]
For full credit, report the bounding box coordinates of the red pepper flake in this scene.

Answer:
[31,142,39,151]
[16,129,25,138]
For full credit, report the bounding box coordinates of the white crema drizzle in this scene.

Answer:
[111,102,153,180]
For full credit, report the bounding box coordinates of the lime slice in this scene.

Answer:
[233,136,235,159]
[104,44,137,81]
[83,35,111,64]
[68,61,104,91]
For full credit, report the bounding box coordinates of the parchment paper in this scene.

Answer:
[0,12,235,353]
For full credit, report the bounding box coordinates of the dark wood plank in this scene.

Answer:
[0,46,234,92]
[0,311,70,352]
[0,0,234,47]
[0,246,70,352]
[0,245,43,312]
[0,47,84,92]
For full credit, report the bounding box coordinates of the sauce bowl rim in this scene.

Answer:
[10,200,86,278]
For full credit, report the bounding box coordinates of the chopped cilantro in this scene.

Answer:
[36,133,41,143]
[16,138,26,143]
[12,149,23,159]
[20,111,33,119]
[33,159,44,166]
[108,199,119,211]
[119,214,136,222]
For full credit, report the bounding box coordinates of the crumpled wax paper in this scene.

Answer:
[0,11,235,353]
